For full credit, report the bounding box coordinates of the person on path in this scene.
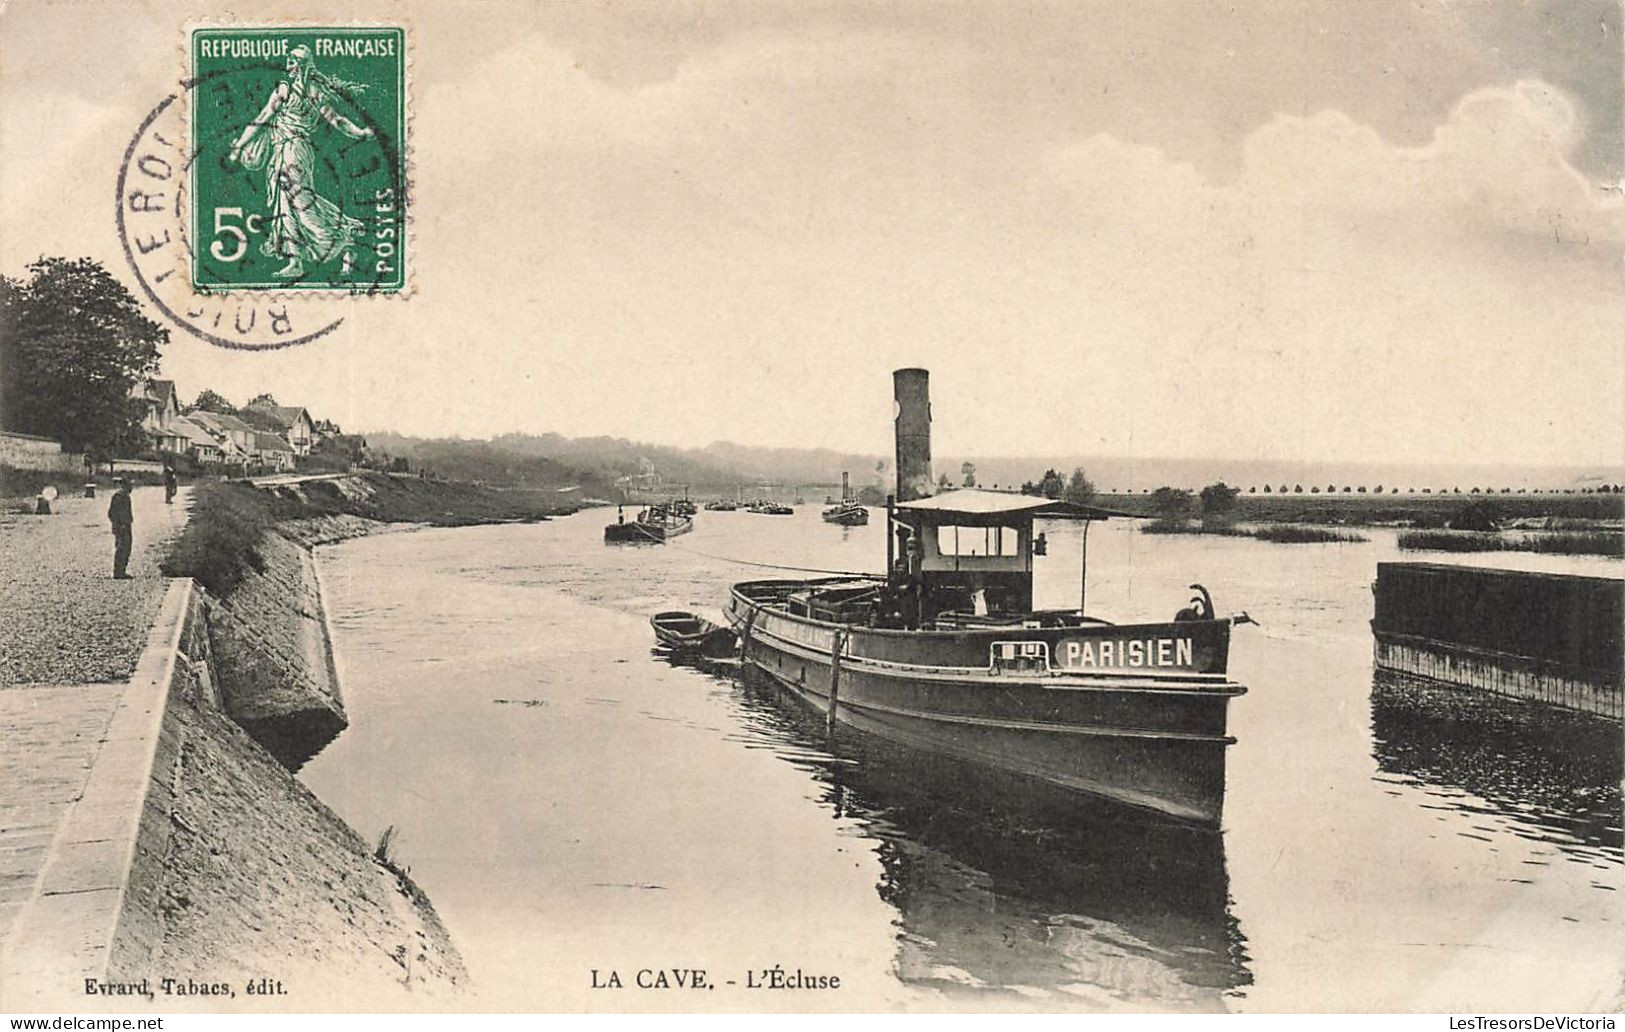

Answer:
[163,465,177,505]
[108,478,134,579]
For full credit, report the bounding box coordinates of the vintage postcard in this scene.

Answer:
[1,0,1620,1022]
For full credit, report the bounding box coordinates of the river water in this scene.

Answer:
[298,509,1623,1012]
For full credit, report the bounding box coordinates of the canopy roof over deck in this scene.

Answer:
[893,489,1128,525]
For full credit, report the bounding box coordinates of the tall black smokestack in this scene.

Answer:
[893,368,932,501]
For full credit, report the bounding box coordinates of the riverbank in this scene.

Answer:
[0,472,554,1008]
[1097,491,1624,528]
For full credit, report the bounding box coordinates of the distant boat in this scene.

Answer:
[671,498,698,517]
[750,502,794,515]
[605,503,693,544]
[823,471,869,525]
[704,500,738,511]
[650,611,736,654]
[821,501,868,525]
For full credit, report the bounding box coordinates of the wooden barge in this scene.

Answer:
[1372,562,1623,719]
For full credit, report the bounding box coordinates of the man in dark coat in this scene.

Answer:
[108,478,133,579]
[163,465,177,504]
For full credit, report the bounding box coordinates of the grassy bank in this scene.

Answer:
[1397,529,1624,558]
[163,473,579,595]
[1139,518,1368,544]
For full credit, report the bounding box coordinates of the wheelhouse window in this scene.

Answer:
[935,525,1022,557]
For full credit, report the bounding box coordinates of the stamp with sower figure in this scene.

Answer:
[191,27,405,292]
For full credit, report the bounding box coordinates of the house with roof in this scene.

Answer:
[252,431,296,472]
[243,401,316,455]
[186,410,258,461]
[130,379,180,440]
[170,416,225,464]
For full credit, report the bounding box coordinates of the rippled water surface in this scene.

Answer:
[299,509,1623,1011]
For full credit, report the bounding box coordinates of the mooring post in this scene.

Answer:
[1079,518,1092,615]
[739,607,758,665]
[827,629,847,733]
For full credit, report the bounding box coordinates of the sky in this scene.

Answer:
[1,0,1621,467]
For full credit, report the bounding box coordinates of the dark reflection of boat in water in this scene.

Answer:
[661,649,1252,1010]
[1370,670,1623,859]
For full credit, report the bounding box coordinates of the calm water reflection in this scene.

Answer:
[673,650,1249,1009]
[1371,672,1623,863]
[299,509,1623,1011]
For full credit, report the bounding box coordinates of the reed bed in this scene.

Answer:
[1397,529,1623,558]
[1250,525,1368,544]
[1140,519,1366,544]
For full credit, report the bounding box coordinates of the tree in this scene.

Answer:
[0,258,166,455]
[1062,467,1095,505]
[1149,486,1194,520]
[1019,480,1039,496]
[961,461,976,488]
[192,389,236,414]
[1199,481,1240,517]
[246,392,279,409]
[937,472,953,491]
[1037,468,1065,499]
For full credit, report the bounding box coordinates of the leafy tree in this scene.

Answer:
[192,389,236,414]
[246,392,279,409]
[1149,486,1194,519]
[0,258,166,454]
[1019,480,1038,496]
[960,461,976,488]
[1199,481,1240,516]
[1293,484,1303,493]
[937,472,953,491]
[1062,467,1095,505]
[1037,468,1065,499]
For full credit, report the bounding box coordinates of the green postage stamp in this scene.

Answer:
[190,27,406,292]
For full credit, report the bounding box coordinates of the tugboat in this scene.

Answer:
[822,472,869,526]
[604,502,693,544]
[725,369,1251,825]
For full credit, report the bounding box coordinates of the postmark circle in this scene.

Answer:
[117,52,405,350]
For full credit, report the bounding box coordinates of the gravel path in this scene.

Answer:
[0,486,190,686]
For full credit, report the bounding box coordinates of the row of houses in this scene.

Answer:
[130,380,345,472]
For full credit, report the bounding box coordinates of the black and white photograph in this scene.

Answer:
[0,0,1620,1019]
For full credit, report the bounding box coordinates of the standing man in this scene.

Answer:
[163,464,177,505]
[109,478,134,580]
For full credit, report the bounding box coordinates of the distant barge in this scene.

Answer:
[726,369,1251,825]
[605,503,692,544]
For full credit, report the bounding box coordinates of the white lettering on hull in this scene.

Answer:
[1059,637,1195,670]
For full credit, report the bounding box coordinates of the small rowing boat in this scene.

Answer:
[650,611,736,654]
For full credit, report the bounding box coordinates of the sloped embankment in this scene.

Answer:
[163,474,568,764]
[139,628,465,1005]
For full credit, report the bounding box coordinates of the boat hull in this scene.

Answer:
[604,516,692,543]
[728,582,1245,824]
